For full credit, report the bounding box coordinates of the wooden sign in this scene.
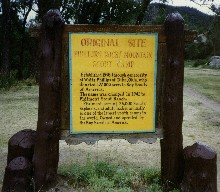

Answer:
[69,32,158,134]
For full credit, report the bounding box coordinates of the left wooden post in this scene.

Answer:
[33,9,64,191]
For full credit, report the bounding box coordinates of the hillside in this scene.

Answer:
[146,3,214,31]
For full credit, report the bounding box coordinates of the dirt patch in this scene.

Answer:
[184,87,220,113]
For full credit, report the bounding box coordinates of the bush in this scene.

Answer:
[193,59,208,67]
[185,42,213,60]
[0,70,17,89]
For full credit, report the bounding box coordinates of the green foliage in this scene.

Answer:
[209,16,220,56]
[113,188,133,192]
[89,176,114,192]
[1,0,218,81]
[95,161,117,178]
[62,0,142,25]
[0,72,37,90]
[0,1,39,80]
[113,168,137,188]
[146,183,163,192]
[192,59,209,67]
[0,70,18,89]
[58,160,165,191]
[140,167,161,185]
[151,4,167,25]
[59,161,96,186]
[185,42,213,60]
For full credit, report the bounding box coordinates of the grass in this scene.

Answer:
[184,67,220,103]
[0,85,38,147]
[0,66,220,190]
[58,159,174,192]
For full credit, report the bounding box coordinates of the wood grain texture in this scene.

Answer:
[181,142,217,192]
[33,9,64,191]
[2,157,33,192]
[160,12,185,190]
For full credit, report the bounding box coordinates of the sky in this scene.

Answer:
[151,0,220,15]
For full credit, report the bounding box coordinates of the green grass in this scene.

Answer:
[184,67,220,103]
[58,160,179,192]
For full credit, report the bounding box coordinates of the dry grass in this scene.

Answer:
[0,68,219,191]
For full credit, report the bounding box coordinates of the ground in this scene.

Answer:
[0,68,219,191]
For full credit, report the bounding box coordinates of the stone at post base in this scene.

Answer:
[2,156,33,192]
[181,142,217,192]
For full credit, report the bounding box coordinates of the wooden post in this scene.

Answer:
[33,9,64,191]
[160,12,185,190]
[181,142,217,192]
[7,129,36,164]
[2,156,33,192]
[2,130,36,192]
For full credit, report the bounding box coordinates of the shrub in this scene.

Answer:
[0,70,17,89]
[193,59,208,67]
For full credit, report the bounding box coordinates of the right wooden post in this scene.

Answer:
[181,142,217,191]
[160,12,185,190]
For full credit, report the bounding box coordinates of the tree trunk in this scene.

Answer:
[33,10,64,191]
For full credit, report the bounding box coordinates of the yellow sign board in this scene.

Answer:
[69,33,158,134]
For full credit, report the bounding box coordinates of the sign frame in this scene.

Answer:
[68,32,158,135]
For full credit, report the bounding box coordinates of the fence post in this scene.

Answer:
[33,9,64,191]
[160,12,185,190]
[2,129,36,192]
[181,142,217,192]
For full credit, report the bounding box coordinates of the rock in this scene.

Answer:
[194,33,208,44]
[209,56,220,68]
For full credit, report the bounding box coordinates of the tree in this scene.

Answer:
[136,0,151,25]
[60,0,142,25]
[210,16,220,55]
[11,0,34,79]
[209,4,220,55]
[1,0,217,81]
[1,0,11,76]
